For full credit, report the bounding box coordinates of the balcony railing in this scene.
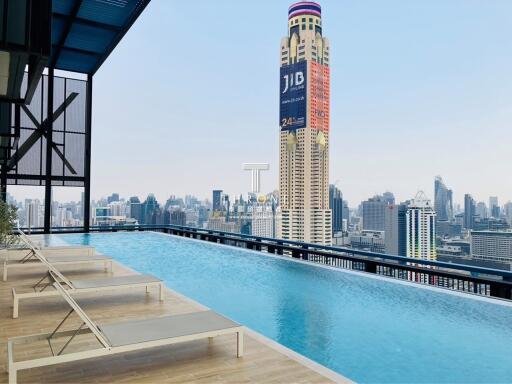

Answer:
[20,224,512,301]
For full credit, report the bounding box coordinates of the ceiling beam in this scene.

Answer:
[49,0,83,68]
[52,11,122,32]
[52,44,102,57]
[91,0,151,75]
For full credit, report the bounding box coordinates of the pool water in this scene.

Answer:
[52,232,512,383]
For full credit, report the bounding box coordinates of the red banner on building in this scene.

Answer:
[309,61,330,132]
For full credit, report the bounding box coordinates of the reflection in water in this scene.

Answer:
[275,263,332,364]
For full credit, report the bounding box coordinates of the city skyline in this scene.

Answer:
[5,0,512,209]
[3,2,512,383]
[7,172,512,211]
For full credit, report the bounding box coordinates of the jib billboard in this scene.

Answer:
[280,61,307,131]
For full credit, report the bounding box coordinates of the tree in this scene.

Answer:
[0,200,19,248]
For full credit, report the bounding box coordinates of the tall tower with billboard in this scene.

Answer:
[279,2,331,245]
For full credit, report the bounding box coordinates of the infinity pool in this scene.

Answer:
[51,232,512,383]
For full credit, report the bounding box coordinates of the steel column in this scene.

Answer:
[0,171,6,202]
[43,69,54,233]
[83,75,92,232]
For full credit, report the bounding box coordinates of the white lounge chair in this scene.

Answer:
[16,228,92,252]
[7,276,244,384]
[11,249,164,318]
[3,233,112,281]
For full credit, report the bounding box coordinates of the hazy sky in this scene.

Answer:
[10,0,512,208]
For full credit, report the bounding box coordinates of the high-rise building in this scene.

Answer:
[198,206,209,227]
[476,201,487,220]
[207,217,241,233]
[107,193,120,204]
[464,194,476,230]
[329,184,343,235]
[349,230,385,253]
[362,195,387,231]
[384,202,408,256]
[279,2,331,245]
[250,204,275,238]
[342,199,349,224]
[406,192,436,260]
[109,201,126,217]
[80,191,85,222]
[504,202,512,225]
[170,209,186,226]
[471,231,512,264]
[128,196,142,224]
[24,199,40,229]
[434,176,453,222]
[489,196,499,218]
[141,194,160,225]
[382,191,395,205]
[212,190,223,212]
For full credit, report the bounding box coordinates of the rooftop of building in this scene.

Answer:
[471,230,512,236]
[288,1,322,19]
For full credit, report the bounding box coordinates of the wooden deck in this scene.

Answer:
[0,251,349,383]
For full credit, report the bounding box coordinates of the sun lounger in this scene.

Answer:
[2,239,112,281]
[11,252,164,318]
[15,228,95,256]
[7,276,244,384]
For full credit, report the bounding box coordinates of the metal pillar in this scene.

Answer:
[83,75,92,232]
[0,171,6,202]
[44,68,54,233]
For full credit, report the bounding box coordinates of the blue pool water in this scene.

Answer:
[53,232,512,383]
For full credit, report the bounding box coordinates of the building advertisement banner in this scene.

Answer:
[310,61,330,132]
[279,61,307,131]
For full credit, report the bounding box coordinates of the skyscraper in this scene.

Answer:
[384,202,408,256]
[141,194,160,225]
[434,176,453,222]
[279,2,331,245]
[504,201,512,225]
[489,196,500,218]
[476,201,487,219]
[329,184,343,235]
[406,192,436,260]
[362,195,387,231]
[107,193,120,204]
[464,194,476,230]
[382,191,395,205]
[128,196,142,224]
[212,190,223,212]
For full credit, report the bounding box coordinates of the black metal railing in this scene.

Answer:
[20,224,512,301]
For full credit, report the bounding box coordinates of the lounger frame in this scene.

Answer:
[3,231,110,281]
[11,279,164,318]
[9,245,164,318]
[7,325,243,384]
[3,257,113,281]
[7,281,244,384]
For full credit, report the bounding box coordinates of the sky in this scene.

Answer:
[9,0,512,208]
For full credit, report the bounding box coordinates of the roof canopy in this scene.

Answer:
[50,0,150,74]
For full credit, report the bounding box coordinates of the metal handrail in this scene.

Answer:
[17,224,512,280]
